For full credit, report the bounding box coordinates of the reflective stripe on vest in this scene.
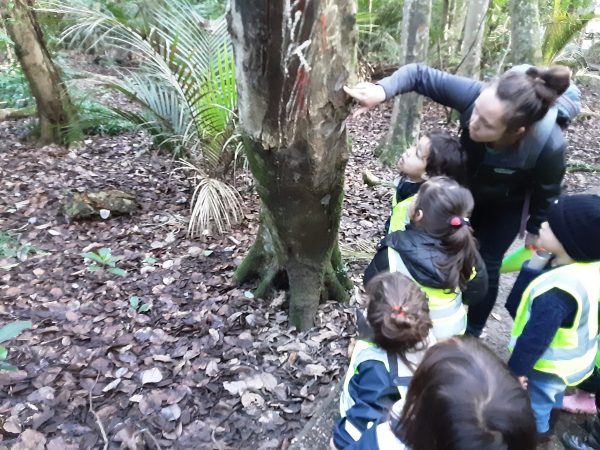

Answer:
[389,195,414,234]
[388,248,466,339]
[509,261,600,386]
[339,340,412,418]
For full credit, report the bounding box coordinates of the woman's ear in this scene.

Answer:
[514,126,526,138]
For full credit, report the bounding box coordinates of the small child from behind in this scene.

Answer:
[387,131,466,234]
[346,337,537,450]
[507,194,600,439]
[332,272,436,449]
[366,176,488,339]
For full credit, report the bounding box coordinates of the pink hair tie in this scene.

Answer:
[450,216,462,227]
[449,216,470,228]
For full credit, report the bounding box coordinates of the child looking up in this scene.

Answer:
[346,337,537,450]
[507,194,600,440]
[387,131,466,234]
[365,176,487,339]
[332,272,436,449]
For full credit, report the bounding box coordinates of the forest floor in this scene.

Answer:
[0,63,599,449]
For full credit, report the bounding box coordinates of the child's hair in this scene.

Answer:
[495,65,570,131]
[412,176,477,291]
[424,131,467,185]
[393,337,537,450]
[365,272,432,368]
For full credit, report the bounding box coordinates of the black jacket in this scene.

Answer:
[377,64,566,234]
[364,226,488,306]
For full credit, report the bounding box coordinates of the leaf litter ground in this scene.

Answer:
[0,86,599,450]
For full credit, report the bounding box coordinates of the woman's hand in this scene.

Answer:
[525,232,540,249]
[343,82,386,116]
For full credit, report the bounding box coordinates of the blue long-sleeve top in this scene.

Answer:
[508,287,577,377]
[332,360,402,449]
[376,64,566,234]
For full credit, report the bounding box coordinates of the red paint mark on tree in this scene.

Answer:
[290,67,309,119]
[319,14,328,49]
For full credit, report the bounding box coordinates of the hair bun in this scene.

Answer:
[526,65,570,105]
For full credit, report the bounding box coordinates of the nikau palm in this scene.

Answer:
[39,0,241,235]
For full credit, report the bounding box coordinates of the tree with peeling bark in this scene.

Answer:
[377,0,432,166]
[228,0,356,330]
[1,0,76,144]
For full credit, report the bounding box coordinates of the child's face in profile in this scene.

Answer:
[397,136,430,182]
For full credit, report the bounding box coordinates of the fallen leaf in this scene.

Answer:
[161,404,181,421]
[102,378,122,393]
[304,364,327,377]
[141,368,163,385]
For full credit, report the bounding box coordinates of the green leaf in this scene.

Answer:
[138,303,152,313]
[143,257,157,265]
[82,251,106,264]
[0,361,17,371]
[129,296,140,309]
[0,320,32,343]
[98,247,112,260]
[108,267,127,277]
[0,346,7,360]
[87,264,102,272]
[203,250,213,257]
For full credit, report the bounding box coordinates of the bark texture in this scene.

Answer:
[228,0,355,330]
[509,0,542,65]
[456,0,490,78]
[2,0,76,144]
[377,0,432,166]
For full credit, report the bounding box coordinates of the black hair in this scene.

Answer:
[393,337,537,450]
[412,176,477,291]
[424,131,467,185]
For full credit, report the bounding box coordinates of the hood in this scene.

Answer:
[381,226,449,289]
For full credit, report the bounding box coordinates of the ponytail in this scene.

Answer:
[495,65,571,131]
[412,177,478,292]
[365,272,432,364]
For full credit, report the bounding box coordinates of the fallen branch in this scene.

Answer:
[0,106,36,122]
[89,377,109,450]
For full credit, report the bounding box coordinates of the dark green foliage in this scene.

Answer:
[357,0,404,65]
[75,100,136,136]
[0,64,33,109]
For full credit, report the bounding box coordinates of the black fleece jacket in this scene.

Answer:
[363,226,488,306]
[377,64,566,234]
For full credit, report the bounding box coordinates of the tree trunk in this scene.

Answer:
[447,0,467,57]
[509,0,542,65]
[228,0,355,330]
[376,0,432,166]
[1,0,76,145]
[456,0,490,78]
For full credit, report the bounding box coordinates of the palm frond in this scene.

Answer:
[176,160,243,237]
[339,240,378,261]
[542,11,597,65]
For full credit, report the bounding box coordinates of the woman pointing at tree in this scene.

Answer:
[345,63,572,337]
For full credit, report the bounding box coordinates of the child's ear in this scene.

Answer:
[412,209,424,223]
